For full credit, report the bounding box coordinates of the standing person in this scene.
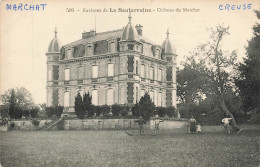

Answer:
[135,116,145,135]
[222,116,232,133]
[189,116,196,133]
[154,114,163,136]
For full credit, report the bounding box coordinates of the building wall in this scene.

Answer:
[46,36,176,112]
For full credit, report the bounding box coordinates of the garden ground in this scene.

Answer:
[0,128,260,167]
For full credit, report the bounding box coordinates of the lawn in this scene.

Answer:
[0,129,260,167]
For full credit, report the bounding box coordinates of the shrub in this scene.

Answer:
[120,106,128,117]
[55,106,64,117]
[32,119,40,126]
[157,107,167,117]
[166,106,176,118]
[112,104,121,116]
[88,105,96,117]
[45,106,64,118]
[22,110,30,118]
[46,107,54,118]
[100,105,110,116]
[30,108,39,118]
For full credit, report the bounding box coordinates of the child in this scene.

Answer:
[222,117,232,133]
[154,115,163,136]
[196,123,201,133]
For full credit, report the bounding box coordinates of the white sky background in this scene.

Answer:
[0,0,259,104]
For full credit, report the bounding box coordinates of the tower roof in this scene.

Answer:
[161,29,176,54]
[48,27,62,52]
[121,12,139,41]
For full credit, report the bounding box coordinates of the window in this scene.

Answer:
[136,61,138,74]
[173,67,176,83]
[64,91,70,107]
[78,66,84,79]
[110,42,116,53]
[107,89,114,105]
[64,68,70,81]
[48,68,52,81]
[136,87,138,103]
[87,46,92,55]
[128,57,134,72]
[158,69,162,81]
[108,64,114,77]
[92,89,98,106]
[150,67,154,80]
[158,92,162,107]
[141,65,145,78]
[140,89,145,100]
[79,90,84,98]
[92,65,99,78]
[66,49,73,59]
[154,91,157,106]
[128,44,134,50]
[149,91,154,102]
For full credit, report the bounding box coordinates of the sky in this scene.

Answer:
[0,0,259,104]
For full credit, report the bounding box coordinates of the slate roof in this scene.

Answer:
[64,29,157,47]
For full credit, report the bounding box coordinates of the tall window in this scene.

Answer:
[140,89,145,100]
[150,67,154,80]
[107,64,114,77]
[92,65,99,78]
[136,87,139,103]
[78,66,84,79]
[158,92,162,107]
[92,89,98,106]
[107,89,114,105]
[149,91,154,102]
[79,90,84,97]
[136,60,138,74]
[154,90,157,106]
[64,68,70,81]
[48,68,52,81]
[158,69,162,81]
[64,91,70,107]
[141,65,145,78]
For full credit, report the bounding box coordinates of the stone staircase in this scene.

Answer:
[40,117,64,131]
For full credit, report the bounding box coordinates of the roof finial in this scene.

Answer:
[128,11,132,24]
[55,27,57,37]
[167,28,169,38]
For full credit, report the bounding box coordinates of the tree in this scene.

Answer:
[8,89,16,119]
[74,92,84,119]
[181,25,241,131]
[1,87,35,111]
[134,93,155,121]
[83,92,92,117]
[235,10,260,120]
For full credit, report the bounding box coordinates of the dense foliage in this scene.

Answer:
[235,10,260,123]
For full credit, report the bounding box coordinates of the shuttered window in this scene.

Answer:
[92,65,99,78]
[92,89,98,106]
[64,91,70,107]
[108,64,114,77]
[64,68,70,81]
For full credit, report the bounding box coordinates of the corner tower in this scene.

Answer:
[46,28,62,107]
[161,29,177,108]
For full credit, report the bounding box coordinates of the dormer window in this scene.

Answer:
[66,49,73,59]
[110,42,116,53]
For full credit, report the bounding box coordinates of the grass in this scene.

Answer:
[0,129,260,167]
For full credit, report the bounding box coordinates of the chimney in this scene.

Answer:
[82,29,96,39]
[135,24,143,36]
